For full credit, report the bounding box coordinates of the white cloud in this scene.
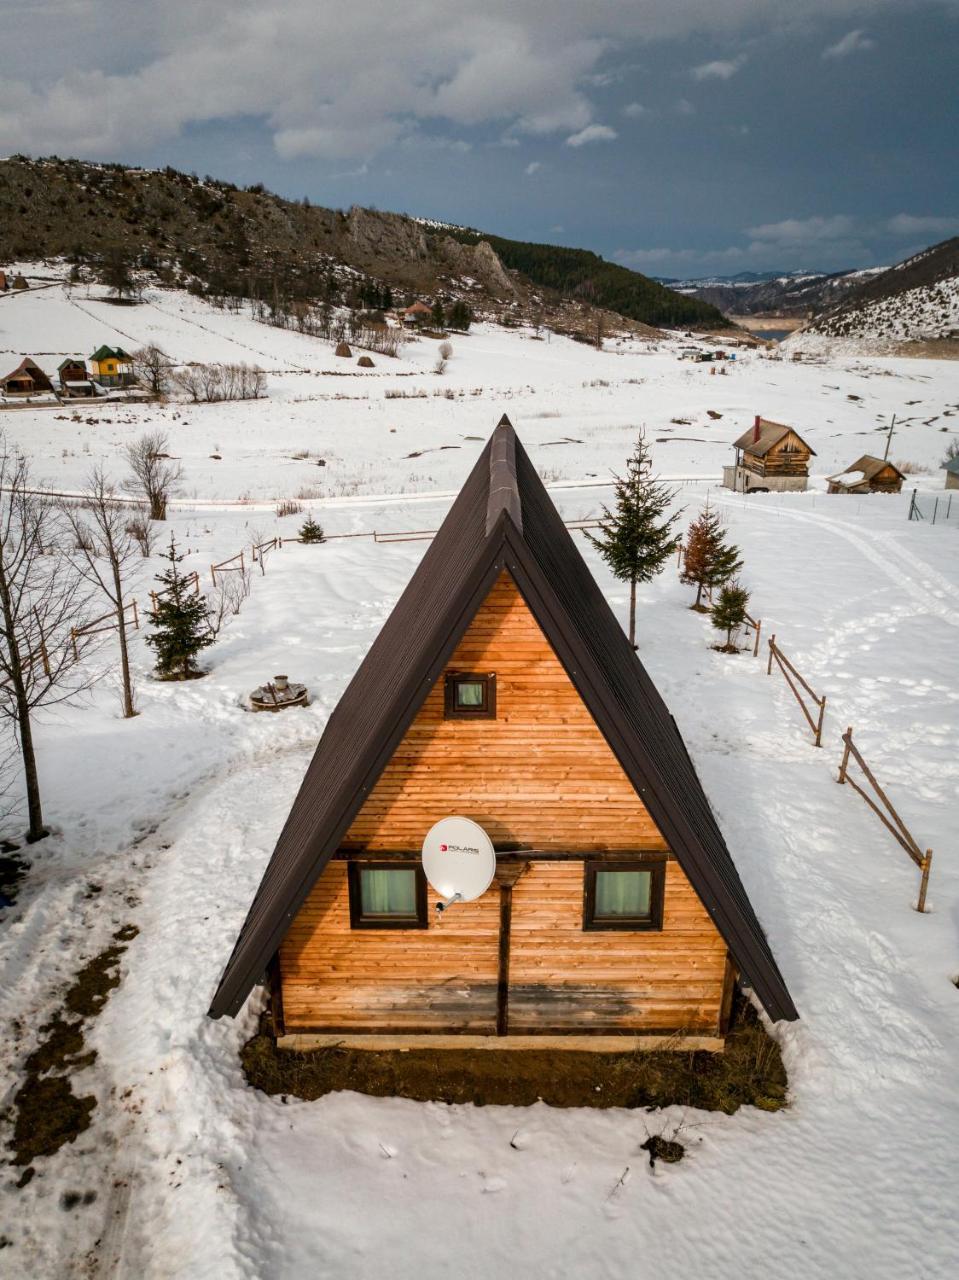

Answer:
[565,123,618,147]
[691,55,746,80]
[747,214,858,243]
[675,98,696,116]
[525,160,542,175]
[0,1,926,162]
[822,29,876,59]
[622,101,650,118]
[885,213,959,236]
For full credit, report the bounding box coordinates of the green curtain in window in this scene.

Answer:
[456,680,485,707]
[360,868,417,916]
[595,870,651,918]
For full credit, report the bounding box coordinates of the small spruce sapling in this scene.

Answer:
[298,516,326,544]
[681,505,743,609]
[587,431,681,647]
[711,582,750,651]
[146,536,215,679]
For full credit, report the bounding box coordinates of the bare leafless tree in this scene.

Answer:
[60,467,142,719]
[0,444,95,841]
[125,508,155,557]
[124,429,182,521]
[132,344,170,399]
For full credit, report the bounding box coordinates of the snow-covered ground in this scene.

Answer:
[1,278,957,1278]
[2,275,957,503]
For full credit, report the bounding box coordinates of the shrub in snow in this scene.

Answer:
[299,517,326,544]
[147,537,215,679]
[711,582,750,652]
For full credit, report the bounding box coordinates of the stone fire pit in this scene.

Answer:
[250,674,309,712]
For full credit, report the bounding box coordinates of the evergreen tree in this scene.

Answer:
[298,516,326,544]
[586,432,681,647]
[681,505,743,609]
[711,582,750,650]
[449,299,473,331]
[146,537,215,679]
[431,299,445,328]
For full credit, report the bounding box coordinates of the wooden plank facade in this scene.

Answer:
[277,572,729,1040]
[210,417,797,1034]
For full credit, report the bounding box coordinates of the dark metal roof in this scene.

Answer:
[209,415,798,1023]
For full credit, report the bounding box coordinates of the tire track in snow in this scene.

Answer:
[711,495,959,629]
[142,297,311,372]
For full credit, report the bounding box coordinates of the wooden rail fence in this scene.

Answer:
[766,633,827,746]
[837,726,933,912]
[252,536,281,562]
[71,599,139,658]
[743,611,762,658]
[210,550,245,586]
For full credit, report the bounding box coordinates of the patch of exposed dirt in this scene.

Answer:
[242,998,787,1113]
[8,924,139,1176]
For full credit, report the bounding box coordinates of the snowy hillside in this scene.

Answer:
[790,237,959,354]
[0,269,958,1279]
[2,271,958,503]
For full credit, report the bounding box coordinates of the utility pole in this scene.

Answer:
[883,413,897,461]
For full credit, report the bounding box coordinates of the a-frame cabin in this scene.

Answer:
[210,418,797,1049]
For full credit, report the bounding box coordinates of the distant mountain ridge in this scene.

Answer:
[663,267,888,318]
[0,155,725,332]
[791,237,959,350]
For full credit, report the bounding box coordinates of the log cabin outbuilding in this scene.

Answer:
[827,455,905,495]
[57,357,96,398]
[943,457,959,490]
[210,418,797,1050]
[0,357,54,396]
[0,271,7,292]
[723,415,815,493]
[402,300,432,327]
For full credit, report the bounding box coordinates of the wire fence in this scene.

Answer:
[907,490,957,524]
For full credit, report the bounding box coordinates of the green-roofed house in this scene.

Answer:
[90,345,135,387]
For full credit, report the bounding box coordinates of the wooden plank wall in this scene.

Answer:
[280,863,499,1031]
[344,571,667,852]
[279,571,727,1035]
[508,862,727,1032]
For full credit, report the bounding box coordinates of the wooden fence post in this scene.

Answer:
[70,628,78,662]
[40,639,50,677]
[837,726,853,784]
[917,851,932,913]
[210,564,217,587]
[814,695,826,748]
[766,634,775,676]
[753,618,761,658]
[131,598,139,630]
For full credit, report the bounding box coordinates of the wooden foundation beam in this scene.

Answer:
[276,1032,726,1053]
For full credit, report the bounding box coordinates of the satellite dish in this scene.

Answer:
[422,816,496,913]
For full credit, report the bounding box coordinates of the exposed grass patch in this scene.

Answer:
[0,846,27,907]
[640,1133,685,1165]
[242,998,786,1113]
[8,925,139,1176]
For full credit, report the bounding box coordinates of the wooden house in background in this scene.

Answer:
[57,358,96,398]
[0,271,7,292]
[827,455,904,495]
[0,357,54,396]
[723,415,815,493]
[90,345,135,387]
[210,417,797,1051]
[943,458,959,490]
[402,300,432,328]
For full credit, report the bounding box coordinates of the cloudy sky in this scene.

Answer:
[3,0,958,277]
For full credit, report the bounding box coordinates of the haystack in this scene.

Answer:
[357,355,374,368]
[334,342,352,358]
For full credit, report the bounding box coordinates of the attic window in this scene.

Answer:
[583,860,665,931]
[348,862,428,929]
[445,672,496,719]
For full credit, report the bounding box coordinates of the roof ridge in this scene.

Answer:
[486,414,522,537]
